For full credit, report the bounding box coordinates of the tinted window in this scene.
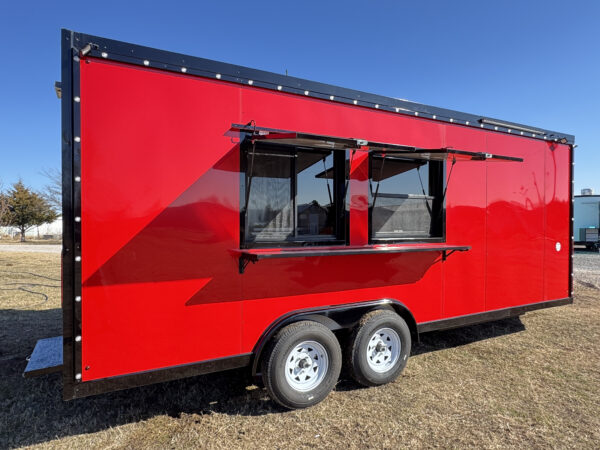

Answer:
[245,149,293,242]
[243,144,342,246]
[370,156,443,240]
[296,151,335,236]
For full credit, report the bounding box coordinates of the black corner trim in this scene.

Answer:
[66,353,252,400]
[417,297,573,334]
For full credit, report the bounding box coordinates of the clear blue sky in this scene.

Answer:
[1,0,598,193]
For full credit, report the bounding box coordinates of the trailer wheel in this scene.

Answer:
[346,310,411,387]
[261,321,342,409]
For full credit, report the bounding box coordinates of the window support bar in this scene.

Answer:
[322,157,333,205]
[243,139,257,219]
[371,153,386,209]
[342,150,356,201]
[416,165,433,217]
[437,157,457,220]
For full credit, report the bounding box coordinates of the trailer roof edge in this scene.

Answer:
[63,29,575,145]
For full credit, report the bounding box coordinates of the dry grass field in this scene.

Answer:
[1,250,599,449]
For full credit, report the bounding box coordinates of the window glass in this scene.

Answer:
[296,151,335,237]
[244,145,340,246]
[246,150,293,242]
[370,156,441,240]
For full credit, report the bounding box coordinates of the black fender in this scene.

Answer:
[251,298,418,376]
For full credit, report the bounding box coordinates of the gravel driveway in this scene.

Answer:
[574,251,600,289]
[0,244,61,254]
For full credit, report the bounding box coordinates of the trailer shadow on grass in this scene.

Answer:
[2,307,523,448]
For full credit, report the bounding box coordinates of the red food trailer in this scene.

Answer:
[24,29,574,409]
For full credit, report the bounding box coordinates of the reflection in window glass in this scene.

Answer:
[297,151,335,237]
[244,146,338,245]
[246,150,293,242]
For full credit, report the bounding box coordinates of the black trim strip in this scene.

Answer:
[65,29,574,145]
[570,146,574,297]
[417,297,573,333]
[72,38,83,391]
[60,29,76,401]
[67,354,252,400]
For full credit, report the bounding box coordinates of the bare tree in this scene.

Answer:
[40,167,61,214]
[0,180,9,228]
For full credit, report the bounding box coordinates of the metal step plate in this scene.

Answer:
[23,336,63,378]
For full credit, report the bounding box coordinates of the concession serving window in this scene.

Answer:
[231,123,522,273]
[369,155,444,242]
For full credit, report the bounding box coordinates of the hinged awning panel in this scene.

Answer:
[374,148,523,162]
[231,124,523,162]
[231,124,361,150]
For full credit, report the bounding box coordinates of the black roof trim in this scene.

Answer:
[64,29,574,145]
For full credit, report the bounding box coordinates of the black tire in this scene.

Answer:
[346,309,411,387]
[261,321,342,409]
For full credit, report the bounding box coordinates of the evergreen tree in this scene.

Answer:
[1,180,58,241]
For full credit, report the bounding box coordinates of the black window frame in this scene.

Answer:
[240,136,347,249]
[368,153,446,244]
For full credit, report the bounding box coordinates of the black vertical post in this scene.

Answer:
[60,29,75,400]
[334,150,346,242]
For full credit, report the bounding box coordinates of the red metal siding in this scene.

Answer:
[443,126,488,318]
[544,143,570,300]
[485,134,546,310]
[79,57,568,381]
[80,60,244,380]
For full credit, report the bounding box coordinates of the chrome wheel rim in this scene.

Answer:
[366,327,401,373]
[284,340,329,392]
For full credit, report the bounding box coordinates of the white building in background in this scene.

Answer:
[0,218,62,239]
[574,188,599,249]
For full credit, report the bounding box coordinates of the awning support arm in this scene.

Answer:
[438,157,457,219]
[417,166,433,217]
[322,157,333,205]
[244,139,257,216]
[342,150,357,201]
[371,153,386,209]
